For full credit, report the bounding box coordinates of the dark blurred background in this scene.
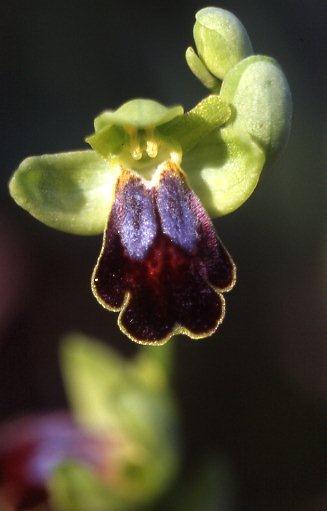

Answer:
[0,1,326,510]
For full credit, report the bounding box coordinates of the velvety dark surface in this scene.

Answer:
[93,164,235,343]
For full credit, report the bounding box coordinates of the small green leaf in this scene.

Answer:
[9,151,119,235]
[193,7,253,80]
[182,126,265,217]
[159,95,231,153]
[185,46,219,90]
[220,55,292,161]
[94,98,184,131]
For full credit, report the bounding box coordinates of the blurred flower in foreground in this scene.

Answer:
[9,7,291,345]
[0,334,179,510]
[0,413,113,510]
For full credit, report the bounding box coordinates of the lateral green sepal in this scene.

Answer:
[9,150,118,235]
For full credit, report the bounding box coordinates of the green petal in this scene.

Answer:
[85,125,127,161]
[159,95,231,153]
[94,98,184,131]
[182,126,265,216]
[9,150,119,235]
[220,55,292,161]
[185,46,219,90]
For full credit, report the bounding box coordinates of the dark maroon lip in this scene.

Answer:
[0,412,112,511]
[92,162,236,344]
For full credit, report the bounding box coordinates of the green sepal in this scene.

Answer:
[9,151,119,235]
[220,55,292,161]
[183,126,265,217]
[94,98,184,131]
[185,46,219,90]
[159,95,231,153]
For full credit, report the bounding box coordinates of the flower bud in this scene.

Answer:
[220,55,292,160]
[193,7,253,80]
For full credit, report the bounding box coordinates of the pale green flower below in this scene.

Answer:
[50,333,179,511]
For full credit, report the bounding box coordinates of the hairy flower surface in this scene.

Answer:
[8,7,291,345]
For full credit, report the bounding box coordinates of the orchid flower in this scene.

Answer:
[0,334,178,510]
[9,7,292,345]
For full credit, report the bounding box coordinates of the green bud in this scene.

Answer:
[193,7,253,80]
[220,55,292,160]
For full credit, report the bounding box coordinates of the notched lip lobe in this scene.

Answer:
[92,254,229,346]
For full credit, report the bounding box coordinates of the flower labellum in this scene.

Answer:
[92,161,236,345]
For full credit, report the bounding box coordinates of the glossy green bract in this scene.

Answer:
[220,55,292,161]
[9,151,118,235]
[193,7,253,80]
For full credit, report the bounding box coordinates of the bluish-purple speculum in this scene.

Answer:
[92,162,236,344]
